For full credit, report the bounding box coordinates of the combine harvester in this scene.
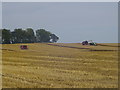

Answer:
[82,40,97,46]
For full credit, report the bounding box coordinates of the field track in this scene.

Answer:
[47,43,118,51]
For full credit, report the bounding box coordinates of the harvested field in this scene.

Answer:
[2,43,118,88]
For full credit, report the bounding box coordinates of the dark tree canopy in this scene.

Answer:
[0,30,2,44]
[1,28,59,44]
[11,28,24,43]
[36,29,51,43]
[26,28,35,43]
[2,29,11,44]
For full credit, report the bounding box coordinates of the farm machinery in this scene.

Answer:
[20,45,28,49]
[82,40,97,46]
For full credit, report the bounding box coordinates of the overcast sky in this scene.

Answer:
[0,2,2,29]
[2,2,118,43]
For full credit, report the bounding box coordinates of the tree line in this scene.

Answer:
[1,28,59,44]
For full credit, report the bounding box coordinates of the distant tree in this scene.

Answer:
[1,28,59,44]
[11,31,16,43]
[21,30,29,43]
[0,29,2,44]
[2,29,11,44]
[50,34,59,43]
[11,28,33,43]
[11,28,23,43]
[26,28,35,43]
[36,29,51,42]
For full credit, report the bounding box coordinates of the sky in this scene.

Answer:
[2,2,118,43]
[0,1,1,42]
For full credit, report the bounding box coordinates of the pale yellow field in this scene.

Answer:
[2,43,118,88]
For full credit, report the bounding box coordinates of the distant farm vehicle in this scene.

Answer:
[82,41,89,45]
[82,40,97,46]
[89,42,97,46]
[20,45,28,49]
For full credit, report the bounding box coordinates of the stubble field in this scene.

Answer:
[2,43,118,88]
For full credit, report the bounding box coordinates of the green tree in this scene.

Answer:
[11,28,23,43]
[26,28,35,43]
[11,28,35,43]
[0,29,2,44]
[2,29,11,44]
[2,28,59,44]
[36,29,51,42]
